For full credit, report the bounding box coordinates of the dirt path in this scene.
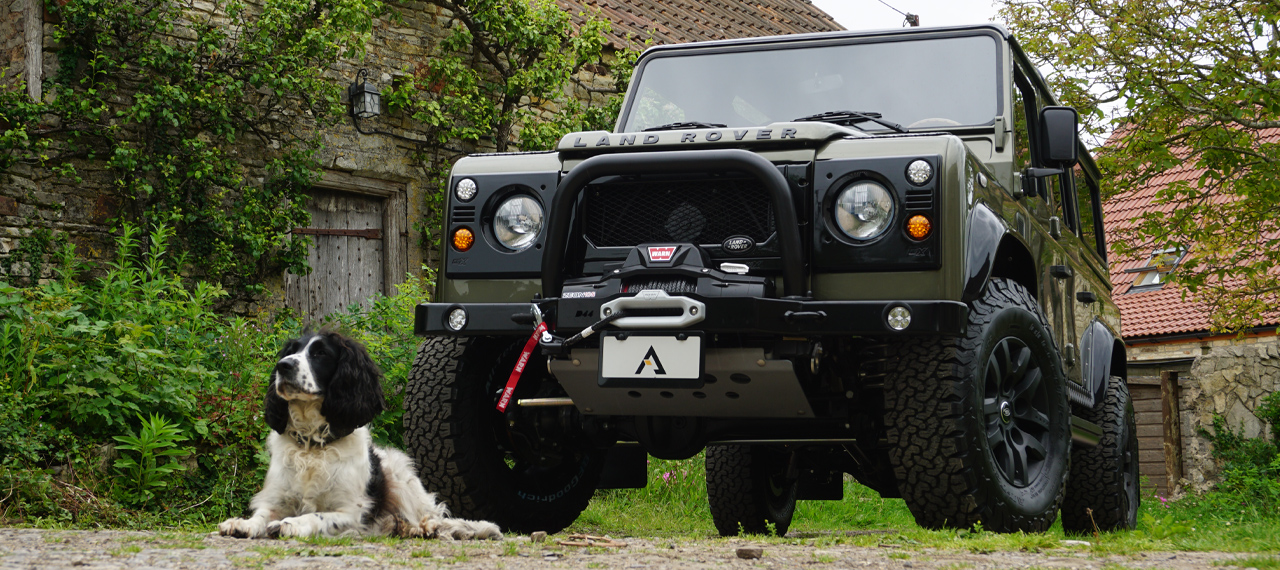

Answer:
[0,528,1259,569]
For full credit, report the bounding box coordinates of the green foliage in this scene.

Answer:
[113,413,192,506]
[1198,395,1280,515]
[0,224,437,523]
[0,0,384,298]
[386,0,626,153]
[1000,0,1280,332]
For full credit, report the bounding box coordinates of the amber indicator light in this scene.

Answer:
[452,227,475,251]
[906,214,932,240]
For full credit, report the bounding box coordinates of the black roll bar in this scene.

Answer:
[541,149,806,299]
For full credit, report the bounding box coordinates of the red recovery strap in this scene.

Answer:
[496,321,547,412]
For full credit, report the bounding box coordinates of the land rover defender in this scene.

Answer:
[403,24,1138,536]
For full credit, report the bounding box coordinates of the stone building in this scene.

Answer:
[0,0,842,319]
[1103,129,1280,494]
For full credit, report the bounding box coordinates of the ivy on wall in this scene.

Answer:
[0,0,636,296]
[0,0,383,297]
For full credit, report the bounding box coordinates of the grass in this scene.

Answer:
[566,454,1280,555]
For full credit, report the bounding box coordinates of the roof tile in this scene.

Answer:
[557,0,843,48]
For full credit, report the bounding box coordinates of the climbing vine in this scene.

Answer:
[0,0,638,294]
[0,0,383,297]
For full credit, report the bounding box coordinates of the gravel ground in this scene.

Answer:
[0,528,1262,570]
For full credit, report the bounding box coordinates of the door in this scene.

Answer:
[286,188,386,323]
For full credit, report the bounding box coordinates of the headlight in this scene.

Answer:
[834,180,895,240]
[493,195,543,250]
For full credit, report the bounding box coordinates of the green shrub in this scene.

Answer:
[1201,393,1280,516]
[0,223,439,525]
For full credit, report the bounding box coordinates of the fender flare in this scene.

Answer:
[963,203,1036,303]
[1079,319,1122,408]
[963,204,1005,303]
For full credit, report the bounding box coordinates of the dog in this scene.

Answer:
[218,331,501,540]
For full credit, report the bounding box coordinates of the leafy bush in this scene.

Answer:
[113,413,192,506]
[0,224,434,524]
[1201,391,1280,516]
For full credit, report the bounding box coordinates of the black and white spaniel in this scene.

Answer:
[218,331,501,540]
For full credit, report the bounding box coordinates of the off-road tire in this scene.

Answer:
[404,336,604,534]
[706,444,797,536]
[1061,376,1139,533]
[883,278,1070,532]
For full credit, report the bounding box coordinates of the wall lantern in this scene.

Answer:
[347,69,429,144]
[348,69,382,121]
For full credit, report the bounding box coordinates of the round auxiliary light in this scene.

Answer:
[455,178,478,202]
[446,307,468,331]
[494,195,544,251]
[452,227,474,251]
[906,160,933,186]
[834,180,895,241]
[906,214,932,240]
[887,306,912,331]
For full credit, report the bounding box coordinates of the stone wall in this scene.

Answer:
[2,0,25,86]
[0,0,626,313]
[1176,343,1280,492]
[1128,331,1280,364]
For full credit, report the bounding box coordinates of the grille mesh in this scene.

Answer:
[583,177,776,247]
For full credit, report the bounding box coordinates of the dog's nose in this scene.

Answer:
[275,360,296,375]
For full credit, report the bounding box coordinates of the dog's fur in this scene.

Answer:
[218,332,501,540]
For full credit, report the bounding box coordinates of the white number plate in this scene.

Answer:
[600,334,702,380]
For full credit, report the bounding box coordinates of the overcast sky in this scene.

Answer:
[809,0,1002,31]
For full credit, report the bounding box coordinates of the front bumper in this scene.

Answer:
[414,297,968,337]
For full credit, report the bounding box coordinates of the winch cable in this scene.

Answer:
[560,309,627,349]
[496,309,627,412]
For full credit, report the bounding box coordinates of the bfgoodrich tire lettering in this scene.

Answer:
[1061,376,1139,532]
[706,444,797,536]
[883,278,1070,532]
[404,336,603,534]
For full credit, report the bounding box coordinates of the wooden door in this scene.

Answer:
[286,189,386,323]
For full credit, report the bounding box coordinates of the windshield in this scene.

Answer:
[620,34,1001,132]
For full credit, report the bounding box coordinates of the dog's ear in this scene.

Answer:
[264,380,289,435]
[320,333,386,439]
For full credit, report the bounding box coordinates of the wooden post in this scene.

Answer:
[1160,371,1183,493]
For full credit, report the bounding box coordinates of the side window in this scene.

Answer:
[1012,86,1032,172]
[1047,171,1065,220]
[1074,167,1103,258]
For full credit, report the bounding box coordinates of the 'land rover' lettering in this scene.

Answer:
[680,133,696,143]
[781,128,797,139]
[705,131,722,141]
[619,134,637,145]
[573,137,586,147]
[734,130,749,140]
[596,136,610,146]
[756,129,772,140]
[643,134,660,144]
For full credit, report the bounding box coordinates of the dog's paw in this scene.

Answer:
[219,517,267,539]
[425,517,503,541]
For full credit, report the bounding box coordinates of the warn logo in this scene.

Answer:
[647,246,677,262]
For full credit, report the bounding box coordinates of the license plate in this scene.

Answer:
[600,333,702,380]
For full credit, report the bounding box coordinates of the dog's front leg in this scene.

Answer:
[219,508,276,539]
[267,509,363,538]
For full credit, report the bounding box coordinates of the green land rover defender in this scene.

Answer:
[403,24,1138,536]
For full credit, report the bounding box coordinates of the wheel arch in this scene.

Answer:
[1079,320,1127,408]
[963,203,1037,303]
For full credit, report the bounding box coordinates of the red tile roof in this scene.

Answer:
[1103,128,1280,338]
[557,0,844,48]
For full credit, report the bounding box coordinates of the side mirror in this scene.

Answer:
[1039,106,1079,167]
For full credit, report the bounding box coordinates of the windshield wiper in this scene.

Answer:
[642,121,729,132]
[792,110,906,133]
